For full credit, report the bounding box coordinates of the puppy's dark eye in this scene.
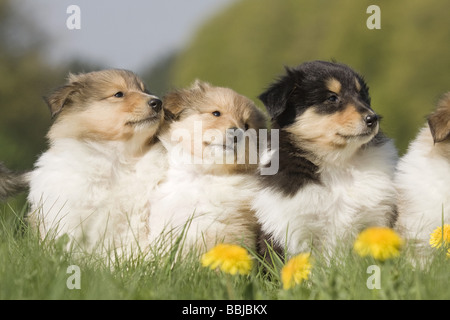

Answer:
[114,92,124,98]
[327,95,339,102]
[212,111,221,117]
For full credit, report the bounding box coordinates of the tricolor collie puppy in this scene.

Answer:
[395,93,450,251]
[148,81,266,254]
[253,61,398,259]
[28,69,166,255]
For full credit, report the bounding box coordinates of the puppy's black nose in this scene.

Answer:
[148,98,162,112]
[364,114,378,127]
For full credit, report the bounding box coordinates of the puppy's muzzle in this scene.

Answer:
[353,98,379,129]
[148,98,162,113]
[364,113,378,128]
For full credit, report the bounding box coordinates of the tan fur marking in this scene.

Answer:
[355,78,362,92]
[335,104,362,126]
[428,92,450,143]
[286,104,372,154]
[286,108,345,151]
[326,78,341,94]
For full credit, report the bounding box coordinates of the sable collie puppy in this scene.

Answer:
[395,93,450,250]
[27,69,166,255]
[253,61,398,259]
[148,81,266,254]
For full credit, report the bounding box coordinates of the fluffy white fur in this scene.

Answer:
[28,139,167,254]
[395,126,450,246]
[254,140,398,256]
[148,160,258,254]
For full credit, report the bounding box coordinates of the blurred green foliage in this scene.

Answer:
[1,0,449,172]
[168,0,450,154]
[0,1,102,170]
[0,0,62,170]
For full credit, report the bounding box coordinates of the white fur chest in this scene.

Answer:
[254,142,397,256]
[395,127,450,242]
[27,140,167,253]
[28,141,115,234]
[148,165,258,252]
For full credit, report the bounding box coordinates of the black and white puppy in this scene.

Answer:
[254,61,398,259]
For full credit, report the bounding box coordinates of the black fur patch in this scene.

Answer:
[259,129,320,197]
[256,225,285,267]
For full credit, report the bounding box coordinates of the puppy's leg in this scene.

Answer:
[257,225,285,270]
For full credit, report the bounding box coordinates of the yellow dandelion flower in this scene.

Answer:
[429,224,450,258]
[281,253,312,290]
[353,227,403,261]
[201,244,253,275]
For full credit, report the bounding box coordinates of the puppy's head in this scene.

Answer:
[45,69,163,150]
[259,61,379,160]
[162,80,266,174]
[428,92,450,144]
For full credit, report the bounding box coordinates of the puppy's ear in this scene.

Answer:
[163,80,209,120]
[163,89,187,120]
[44,82,81,118]
[190,79,211,92]
[428,93,450,143]
[258,68,297,120]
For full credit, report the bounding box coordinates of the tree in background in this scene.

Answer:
[1,0,449,171]
[168,0,450,153]
[0,0,103,170]
[0,0,63,170]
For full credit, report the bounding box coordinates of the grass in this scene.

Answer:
[0,199,448,300]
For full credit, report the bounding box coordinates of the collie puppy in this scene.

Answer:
[148,81,266,254]
[253,61,398,259]
[395,93,450,251]
[27,69,166,255]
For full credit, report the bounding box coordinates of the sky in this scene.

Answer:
[13,0,235,72]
